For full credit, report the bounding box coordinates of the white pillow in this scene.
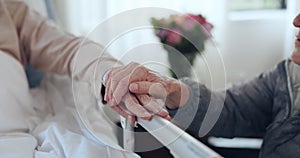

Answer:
[0,51,36,132]
[0,133,37,158]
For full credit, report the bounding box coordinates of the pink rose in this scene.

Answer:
[182,18,196,31]
[166,29,182,45]
[187,14,206,24]
[156,29,168,39]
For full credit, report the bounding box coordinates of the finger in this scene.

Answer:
[129,82,167,99]
[119,102,137,125]
[133,63,168,83]
[108,63,140,104]
[131,67,165,84]
[111,76,130,105]
[129,81,151,94]
[106,69,130,106]
[111,105,130,119]
[104,78,112,101]
[136,94,169,118]
[165,115,172,121]
[123,93,152,120]
[128,115,137,126]
[118,101,134,116]
[104,67,120,101]
[107,68,124,103]
[103,67,113,86]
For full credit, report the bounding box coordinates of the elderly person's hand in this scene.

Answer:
[103,62,189,120]
[129,75,190,110]
[110,93,171,123]
[103,62,172,121]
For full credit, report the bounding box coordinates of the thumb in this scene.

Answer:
[129,81,167,99]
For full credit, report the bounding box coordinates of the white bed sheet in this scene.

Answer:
[0,73,139,158]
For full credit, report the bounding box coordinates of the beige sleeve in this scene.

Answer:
[5,1,122,98]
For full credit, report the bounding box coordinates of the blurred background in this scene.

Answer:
[46,0,299,88]
[26,0,300,157]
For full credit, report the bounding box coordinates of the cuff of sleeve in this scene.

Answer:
[102,69,110,85]
[93,61,122,100]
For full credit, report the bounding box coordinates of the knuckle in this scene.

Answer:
[138,66,148,74]
[139,95,150,103]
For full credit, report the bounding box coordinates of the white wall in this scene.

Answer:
[192,9,287,88]
[221,10,286,84]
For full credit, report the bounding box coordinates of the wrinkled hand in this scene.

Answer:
[111,93,170,123]
[129,77,190,109]
[103,62,171,121]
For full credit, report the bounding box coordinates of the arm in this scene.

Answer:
[3,1,166,120]
[5,1,121,98]
[171,62,289,138]
[129,63,283,137]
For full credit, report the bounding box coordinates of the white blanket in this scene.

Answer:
[0,52,139,158]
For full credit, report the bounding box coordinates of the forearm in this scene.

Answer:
[17,2,121,78]
[168,77,273,138]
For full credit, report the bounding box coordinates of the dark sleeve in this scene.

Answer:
[259,116,300,158]
[168,62,285,138]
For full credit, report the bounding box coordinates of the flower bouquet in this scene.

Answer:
[151,13,213,78]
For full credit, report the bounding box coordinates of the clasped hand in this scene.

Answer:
[103,62,190,123]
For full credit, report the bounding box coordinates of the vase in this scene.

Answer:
[166,49,198,79]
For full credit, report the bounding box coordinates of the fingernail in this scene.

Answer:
[142,112,153,120]
[130,83,138,91]
[142,116,152,121]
